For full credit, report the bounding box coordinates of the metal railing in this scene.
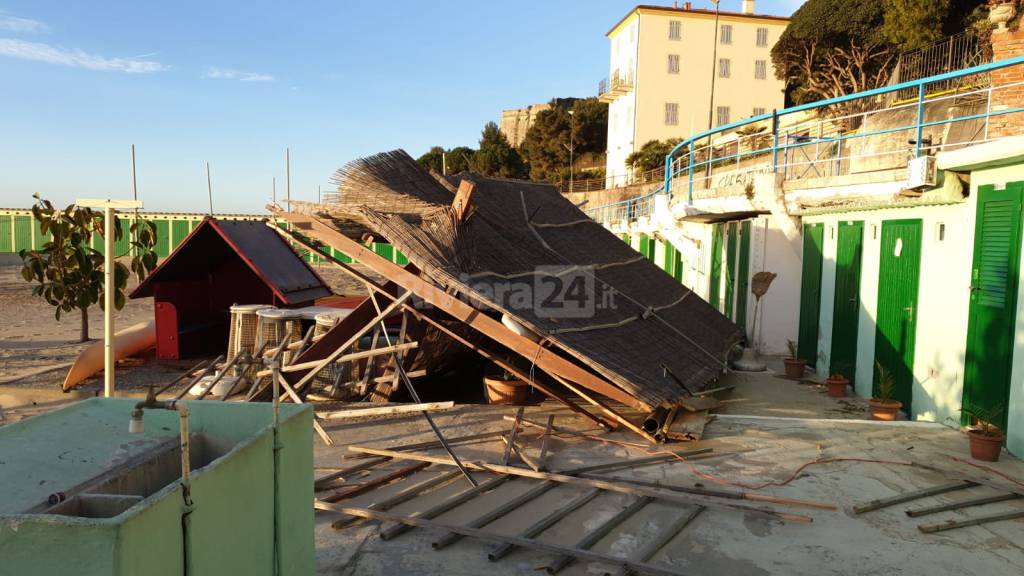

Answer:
[584,55,1024,221]
[890,31,987,103]
[558,164,665,194]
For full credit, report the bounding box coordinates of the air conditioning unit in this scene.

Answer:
[907,155,937,190]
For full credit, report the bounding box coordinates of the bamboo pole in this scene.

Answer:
[318,402,454,420]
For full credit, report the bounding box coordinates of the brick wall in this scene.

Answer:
[989,20,1024,139]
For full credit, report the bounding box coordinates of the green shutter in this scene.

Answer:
[725,222,737,320]
[153,220,171,257]
[13,216,31,252]
[708,224,723,311]
[829,221,864,382]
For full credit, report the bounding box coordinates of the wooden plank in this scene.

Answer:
[314,501,695,576]
[344,430,508,459]
[545,496,653,574]
[332,469,463,529]
[675,395,721,412]
[537,415,555,471]
[664,410,710,442]
[269,209,647,411]
[503,407,525,466]
[488,488,601,561]
[609,506,705,576]
[346,446,814,523]
[318,401,454,420]
[433,480,560,549]
[321,461,430,504]
[853,481,978,514]
[379,475,510,541]
[918,509,1024,533]
[314,456,391,490]
[905,493,1020,518]
[257,342,419,377]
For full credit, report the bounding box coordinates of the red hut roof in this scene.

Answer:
[130,218,332,305]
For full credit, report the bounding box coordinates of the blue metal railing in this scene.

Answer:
[585,54,1024,222]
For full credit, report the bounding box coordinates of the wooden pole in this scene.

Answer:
[853,481,977,514]
[346,446,815,523]
[315,501,694,576]
[918,509,1024,533]
[488,488,601,561]
[546,496,653,574]
[318,402,454,420]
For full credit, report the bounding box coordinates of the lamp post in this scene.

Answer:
[568,109,575,192]
[707,0,721,131]
[75,198,144,397]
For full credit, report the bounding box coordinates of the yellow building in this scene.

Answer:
[602,1,789,186]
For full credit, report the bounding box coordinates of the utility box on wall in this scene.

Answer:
[0,399,315,575]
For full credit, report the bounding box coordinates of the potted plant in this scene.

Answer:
[782,340,806,379]
[483,368,530,405]
[961,405,1006,462]
[869,361,902,420]
[825,363,850,398]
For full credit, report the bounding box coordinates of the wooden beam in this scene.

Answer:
[853,481,977,514]
[269,209,646,411]
[321,461,430,503]
[314,501,695,576]
[315,456,390,491]
[918,509,1024,533]
[257,342,419,377]
[346,446,814,523]
[318,401,454,420]
[905,492,1020,518]
[269,222,618,432]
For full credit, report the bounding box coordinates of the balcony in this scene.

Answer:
[598,70,634,103]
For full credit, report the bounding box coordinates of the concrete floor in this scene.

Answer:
[312,367,1024,576]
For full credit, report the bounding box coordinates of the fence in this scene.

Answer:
[584,54,1024,222]
[0,210,408,267]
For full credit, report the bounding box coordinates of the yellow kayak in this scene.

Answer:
[62,321,157,391]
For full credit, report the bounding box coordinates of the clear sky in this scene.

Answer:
[0,1,804,214]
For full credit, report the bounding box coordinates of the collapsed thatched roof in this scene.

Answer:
[312,150,742,408]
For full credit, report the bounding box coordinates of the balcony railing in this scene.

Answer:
[598,69,635,102]
[583,54,1024,222]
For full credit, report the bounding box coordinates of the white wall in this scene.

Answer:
[748,214,802,355]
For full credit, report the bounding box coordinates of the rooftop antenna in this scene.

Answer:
[206,162,213,215]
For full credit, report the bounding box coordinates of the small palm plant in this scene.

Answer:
[786,339,798,359]
[873,361,896,403]
[961,405,1005,437]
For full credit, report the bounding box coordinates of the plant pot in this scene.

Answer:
[868,399,902,421]
[783,357,806,379]
[826,376,849,398]
[967,429,1006,462]
[484,376,529,405]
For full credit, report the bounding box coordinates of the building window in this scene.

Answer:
[668,54,680,74]
[755,60,767,79]
[669,20,681,40]
[718,58,731,78]
[665,103,679,125]
[720,24,732,45]
[756,27,769,47]
[753,107,766,117]
[716,106,731,127]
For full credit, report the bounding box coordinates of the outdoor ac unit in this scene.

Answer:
[906,155,937,190]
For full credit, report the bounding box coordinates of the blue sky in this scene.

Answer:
[0,1,804,214]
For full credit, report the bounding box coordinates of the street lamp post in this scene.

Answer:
[568,109,575,192]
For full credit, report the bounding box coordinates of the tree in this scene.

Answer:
[471,122,527,178]
[520,97,608,182]
[882,0,987,53]
[19,195,160,342]
[624,139,681,173]
[415,145,476,176]
[772,0,894,106]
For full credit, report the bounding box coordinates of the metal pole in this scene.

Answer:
[915,83,926,157]
[442,151,447,176]
[103,206,115,397]
[131,145,139,257]
[568,110,575,192]
[707,1,721,132]
[272,177,276,204]
[771,109,780,172]
[285,148,291,212]
[206,162,213,215]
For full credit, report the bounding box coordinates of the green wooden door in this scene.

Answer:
[153,220,171,257]
[962,184,1024,431]
[736,221,751,335]
[797,223,825,366]
[725,223,737,320]
[708,224,724,311]
[830,221,864,382]
[0,215,12,253]
[171,220,192,252]
[13,216,32,251]
[874,220,922,412]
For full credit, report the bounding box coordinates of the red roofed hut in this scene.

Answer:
[130,218,332,359]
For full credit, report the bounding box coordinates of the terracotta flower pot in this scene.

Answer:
[783,357,806,379]
[967,429,1006,462]
[826,376,849,398]
[869,399,902,421]
[483,376,529,405]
